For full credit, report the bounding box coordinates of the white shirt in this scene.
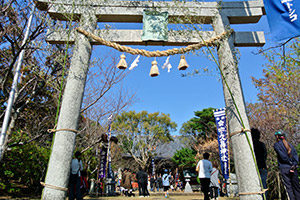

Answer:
[197,159,212,178]
[71,158,83,176]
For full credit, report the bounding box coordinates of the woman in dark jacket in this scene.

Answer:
[274,131,300,200]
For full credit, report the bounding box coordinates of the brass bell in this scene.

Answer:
[149,60,159,77]
[178,55,189,70]
[117,54,127,69]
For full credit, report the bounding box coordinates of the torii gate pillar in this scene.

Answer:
[42,13,97,199]
[213,11,262,200]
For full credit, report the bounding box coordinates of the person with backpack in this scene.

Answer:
[274,131,300,200]
[162,169,171,197]
[209,162,220,200]
[69,151,83,200]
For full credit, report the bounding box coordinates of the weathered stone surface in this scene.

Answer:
[35,0,264,24]
[46,29,265,47]
[212,9,262,200]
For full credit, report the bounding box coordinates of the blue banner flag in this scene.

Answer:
[264,0,300,42]
[152,159,155,176]
[99,147,107,179]
[213,108,229,180]
[107,115,113,178]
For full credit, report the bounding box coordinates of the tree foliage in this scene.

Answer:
[0,130,50,195]
[112,110,177,168]
[180,107,216,141]
[179,108,221,168]
[172,147,196,169]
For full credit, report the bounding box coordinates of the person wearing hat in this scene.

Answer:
[274,131,300,200]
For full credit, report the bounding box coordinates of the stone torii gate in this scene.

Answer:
[35,0,266,199]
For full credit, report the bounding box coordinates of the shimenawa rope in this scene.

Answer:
[76,27,233,57]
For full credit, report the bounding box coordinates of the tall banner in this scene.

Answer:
[107,115,113,178]
[151,158,155,176]
[264,0,300,42]
[213,108,229,179]
[175,168,179,186]
[99,115,113,179]
[99,146,107,179]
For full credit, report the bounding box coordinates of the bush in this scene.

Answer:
[0,137,50,197]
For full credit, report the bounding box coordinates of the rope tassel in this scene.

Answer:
[178,55,189,70]
[117,54,127,69]
[149,60,159,77]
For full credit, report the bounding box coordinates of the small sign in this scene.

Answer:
[142,10,168,41]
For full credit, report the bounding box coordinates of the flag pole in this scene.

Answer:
[0,3,36,162]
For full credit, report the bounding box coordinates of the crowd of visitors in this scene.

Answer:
[67,128,300,200]
[118,167,183,197]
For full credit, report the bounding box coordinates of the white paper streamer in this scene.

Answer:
[129,55,140,70]
[162,56,172,73]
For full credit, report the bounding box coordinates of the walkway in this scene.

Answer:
[85,191,239,200]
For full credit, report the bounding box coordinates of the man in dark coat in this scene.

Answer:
[251,128,268,199]
[136,167,146,197]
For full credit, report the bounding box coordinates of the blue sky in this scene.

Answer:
[93,12,277,135]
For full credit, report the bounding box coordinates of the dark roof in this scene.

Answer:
[155,136,187,158]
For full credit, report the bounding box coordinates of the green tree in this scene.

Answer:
[180,107,220,165]
[172,147,196,169]
[112,110,177,168]
[180,107,217,143]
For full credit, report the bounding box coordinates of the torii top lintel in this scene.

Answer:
[35,0,266,47]
[35,0,265,24]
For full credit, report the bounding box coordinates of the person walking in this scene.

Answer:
[209,162,220,200]
[274,131,300,200]
[162,169,171,197]
[251,128,268,199]
[69,151,83,200]
[157,174,163,192]
[123,168,132,197]
[196,152,212,200]
[150,175,156,192]
[137,167,146,197]
[144,171,150,197]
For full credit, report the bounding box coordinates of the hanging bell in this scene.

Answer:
[178,55,189,70]
[149,60,160,77]
[117,54,127,69]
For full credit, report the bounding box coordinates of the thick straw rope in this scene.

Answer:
[76,27,233,57]
[230,128,251,137]
[40,182,68,191]
[47,128,78,134]
[239,188,268,195]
